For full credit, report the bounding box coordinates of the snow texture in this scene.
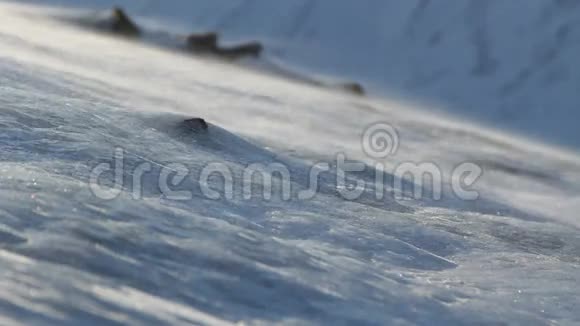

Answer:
[0,1,579,325]
[14,0,580,149]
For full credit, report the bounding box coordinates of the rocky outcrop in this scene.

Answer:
[101,8,261,59]
[110,7,140,38]
[186,32,219,54]
[86,7,362,95]
[186,32,263,60]
[183,118,209,132]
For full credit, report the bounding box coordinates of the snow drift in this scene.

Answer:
[15,0,580,149]
[1,1,580,325]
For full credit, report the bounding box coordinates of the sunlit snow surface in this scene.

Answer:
[14,0,580,148]
[1,3,580,325]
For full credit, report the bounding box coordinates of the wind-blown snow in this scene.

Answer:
[14,0,580,149]
[1,2,580,325]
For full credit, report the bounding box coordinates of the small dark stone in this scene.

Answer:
[342,82,365,96]
[184,118,209,132]
[110,7,141,38]
[185,31,263,60]
[186,32,219,53]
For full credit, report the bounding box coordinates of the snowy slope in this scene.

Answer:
[14,0,580,149]
[1,2,580,325]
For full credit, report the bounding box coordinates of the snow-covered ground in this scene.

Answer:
[1,2,580,325]
[14,0,580,149]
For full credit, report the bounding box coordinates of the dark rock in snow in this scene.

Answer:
[186,32,219,53]
[342,82,365,96]
[110,7,141,38]
[183,118,209,132]
[185,32,263,60]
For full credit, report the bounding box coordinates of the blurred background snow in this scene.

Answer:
[15,0,580,149]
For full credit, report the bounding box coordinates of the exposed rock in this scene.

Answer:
[110,7,141,38]
[186,32,219,53]
[342,82,365,96]
[185,32,263,60]
[183,118,209,132]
